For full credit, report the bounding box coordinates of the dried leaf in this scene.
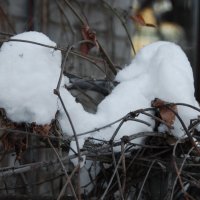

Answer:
[80,24,99,55]
[152,98,177,127]
[130,14,156,28]
[0,111,52,160]
[145,23,157,28]
[130,14,146,26]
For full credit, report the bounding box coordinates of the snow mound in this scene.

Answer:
[0,31,61,124]
[116,42,199,137]
[0,32,199,148]
[59,41,200,142]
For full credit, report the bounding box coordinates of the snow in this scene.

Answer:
[0,31,61,124]
[115,42,200,137]
[0,31,199,154]
[60,41,199,143]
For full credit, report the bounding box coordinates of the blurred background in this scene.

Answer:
[0,0,199,101]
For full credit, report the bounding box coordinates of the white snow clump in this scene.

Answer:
[0,31,61,124]
[59,41,200,143]
[0,31,199,151]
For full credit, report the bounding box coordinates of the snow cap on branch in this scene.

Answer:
[0,31,62,124]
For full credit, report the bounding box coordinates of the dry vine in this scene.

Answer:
[0,1,200,200]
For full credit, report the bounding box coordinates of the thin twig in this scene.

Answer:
[55,0,76,43]
[47,138,78,199]
[101,0,136,55]
[71,49,113,81]
[75,107,156,138]
[41,0,48,33]
[0,31,14,36]
[97,41,117,75]
[63,0,117,76]
[0,38,59,50]
[0,6,16,34]
[166,105,200,155]
[0,38,113,81]
[63,0,86,25]
[121,141,126,193]
[100,154,123,199]
[171,103,200,113]
[0,127,69,141]
[111,144,124,200]
[141,110,173,129]
[56,46,72,91]
[109,116,128,143]
[136,160,156,200]
[54,89,82,198]
[57,164,80,200]
[170,139,194,200]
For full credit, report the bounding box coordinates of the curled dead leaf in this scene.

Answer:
[152,98,177,127]
[80,24,99,55]
[130,14,146,26]
[130,14,156,28]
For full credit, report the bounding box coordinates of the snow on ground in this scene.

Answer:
[0,31,199,153]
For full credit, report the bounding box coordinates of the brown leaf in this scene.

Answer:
[130,14,146,26]
[80,24,99,55]
[152,98,177,127]
[130,14,156,28]
[145,23,157,28]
